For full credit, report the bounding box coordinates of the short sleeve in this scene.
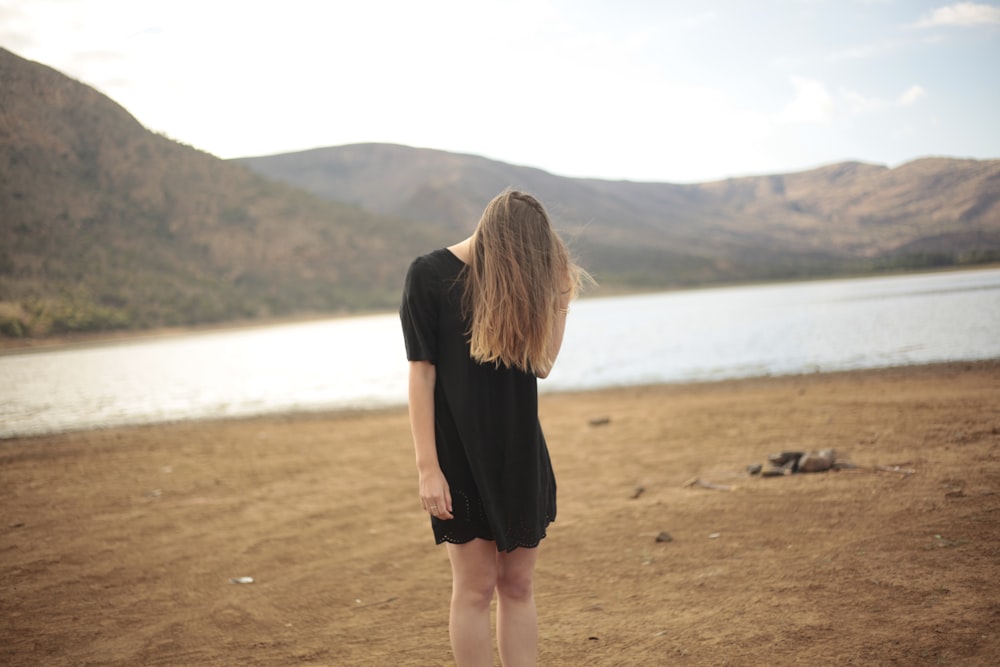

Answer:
[400,255,439,363]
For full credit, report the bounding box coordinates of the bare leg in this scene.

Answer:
[446,539,498,667]
[495,546,539,667]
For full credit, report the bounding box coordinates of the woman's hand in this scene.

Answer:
[419,466,454,520]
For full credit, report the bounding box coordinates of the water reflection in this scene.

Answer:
[2,268,998,438]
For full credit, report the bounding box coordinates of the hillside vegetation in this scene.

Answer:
[0,49,444,339]
[2,46,999,341]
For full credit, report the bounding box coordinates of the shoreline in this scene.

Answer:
[2,359,997,665]
[0,310,384,356]
[4,263,998,355]
[4,359,996,443]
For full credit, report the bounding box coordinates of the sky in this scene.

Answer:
[1,0,998,183]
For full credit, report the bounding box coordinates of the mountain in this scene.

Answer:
[3,45,999,342]
[0,49,444,338]
[236,145,1000,286]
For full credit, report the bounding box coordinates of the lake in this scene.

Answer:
[2,267,998,439]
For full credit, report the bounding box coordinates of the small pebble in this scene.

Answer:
[708,532,720,539]
[655,531,673,543]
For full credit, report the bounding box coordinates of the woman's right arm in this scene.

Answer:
[408,360,453,519]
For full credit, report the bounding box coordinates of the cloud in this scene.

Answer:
[774,77,835,124]
[843,85,927,114]
[773,77,924,126]
[843,89,884,115]
[898,85,926,106]
[674,11,720,31]
[827,39,901,62]
[912,2,1000,28]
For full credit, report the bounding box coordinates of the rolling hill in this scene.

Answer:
[236,145,1000,288]
[2,45,999,341]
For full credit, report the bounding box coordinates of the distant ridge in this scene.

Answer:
[2,44,999,341]
[237,145,1000,286]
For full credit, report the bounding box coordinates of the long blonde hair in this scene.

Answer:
[463,189,585,374]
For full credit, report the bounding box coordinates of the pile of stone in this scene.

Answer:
[747,449,855,477]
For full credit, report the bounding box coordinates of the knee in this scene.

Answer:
[496,567,534,602]
[454,572,496,610]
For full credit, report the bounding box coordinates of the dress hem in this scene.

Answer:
[434,530,550,552]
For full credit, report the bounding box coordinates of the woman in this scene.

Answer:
[400,189,586,666]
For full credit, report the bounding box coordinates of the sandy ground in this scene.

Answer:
[1,361,998,666]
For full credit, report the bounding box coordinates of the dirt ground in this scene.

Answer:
[1,361,998,666]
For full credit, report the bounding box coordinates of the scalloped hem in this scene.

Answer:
[435,530,549,552]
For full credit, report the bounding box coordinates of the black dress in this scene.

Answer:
[400,248,557,552]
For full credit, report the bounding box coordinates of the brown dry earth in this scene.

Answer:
[2,362,998,666]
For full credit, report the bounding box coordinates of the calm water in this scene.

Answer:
[2,268,999,438]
